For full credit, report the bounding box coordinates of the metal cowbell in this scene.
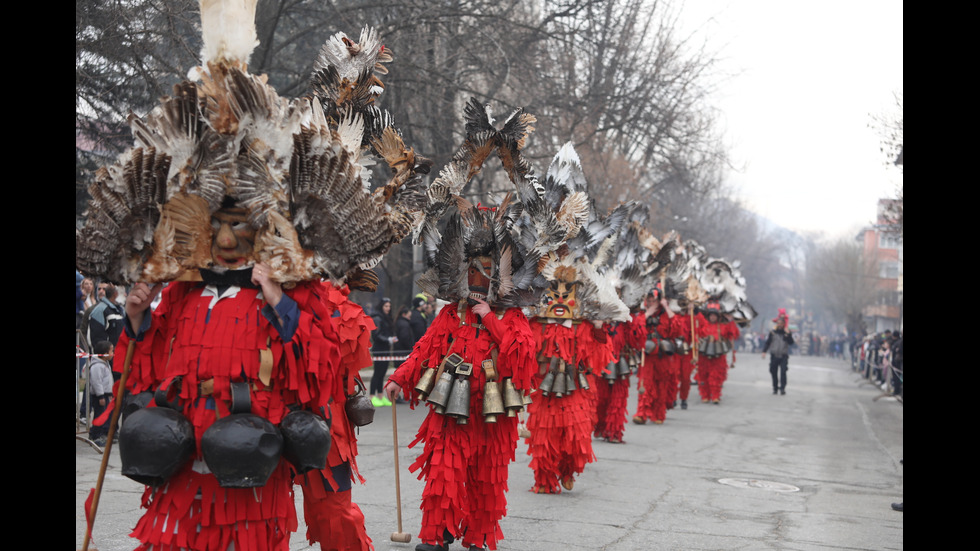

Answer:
[427,371,454,413]
[482,379,505,422]
[604,361,617,384]
[539,370,556,396]
[502,378,523,416]
[414,363,437,398]
[445,376,471,423]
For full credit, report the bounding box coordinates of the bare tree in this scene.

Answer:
[869,91,903,235]
[805,238,878,336]
[76,0,733,307]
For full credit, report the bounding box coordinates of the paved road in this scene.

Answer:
[77,352,902,550]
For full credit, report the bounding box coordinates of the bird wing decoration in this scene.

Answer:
[414,99,549,308]
[511,142,593,261]
[77,3,427,288]
[515,141,630,322]
[702,257,754,322]
[606,204,674,310]
[664,237,707,312]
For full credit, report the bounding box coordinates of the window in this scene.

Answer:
[879,232,900,249]
[879,261,899,279]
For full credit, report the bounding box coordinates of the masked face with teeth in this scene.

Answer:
[538,265,579,320]
[467,256,493,305]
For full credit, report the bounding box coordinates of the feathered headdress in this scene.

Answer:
[76,2,428,288]
[414,98,542,308]
[664,237,709,312]
[605,205,677,310]
[520,143,630,323]
[700,257,756,324]
[701,257,757,324]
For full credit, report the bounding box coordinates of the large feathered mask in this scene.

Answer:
[76,5,428,288]
[414,99,542,308]
[523,144,630,323]
[702,258,756,324]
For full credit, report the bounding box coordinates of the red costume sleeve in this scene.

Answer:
[387,305,455,405]
[318,284,375,483]
[576,321,613,374]
[630,313,646,349]
[481,307,537,392]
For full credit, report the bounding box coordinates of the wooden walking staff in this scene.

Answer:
[690,303,698,364]
[390,403,412,543]
[81,339,137,551]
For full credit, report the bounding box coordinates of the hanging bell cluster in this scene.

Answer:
[603,355,633,384]
[420,353,476,424]
[538,356,585,397]
[675,338,691,355]
[698,337,732,358]
[121,378,334,489]
[646,329,674,356]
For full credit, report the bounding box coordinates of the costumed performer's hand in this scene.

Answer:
[471,297,492,319]
[661,298,674,317]
[384,380,402,402]
[126,282,164,333]
[251,262,283,307]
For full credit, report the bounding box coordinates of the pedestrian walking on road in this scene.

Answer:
[762,310,794,395]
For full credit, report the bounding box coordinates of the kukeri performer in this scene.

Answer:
[385,288,536,551]
[594,310,644,442]
[118,237,342,551]
[673,305,708,410]
[633,286,682,424]
[520,144,630,492]
[293,25,433,551]
[696,258,753,404]
[385,100,541,551]
[76,5,430,548]
[297,281,376,551]
[526,267,615,492]
[696,301,740,403]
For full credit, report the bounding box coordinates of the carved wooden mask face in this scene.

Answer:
[210,207,256,269]
[540,277,578,320]
[467,256,493,304]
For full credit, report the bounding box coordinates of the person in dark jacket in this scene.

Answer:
[370,298,396,406]
[762,314,795,395]
[395,306,415,353]
[409,295,428,347]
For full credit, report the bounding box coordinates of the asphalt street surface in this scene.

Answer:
[76,351,903,550]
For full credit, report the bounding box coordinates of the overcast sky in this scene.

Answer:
[677,0,903,240]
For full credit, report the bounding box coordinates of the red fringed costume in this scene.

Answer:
[696,318,740,403]
[387,302,536,550]
[297,284,374,551]
[594,313,645,442]
[116,280,341,551]
[674,311,707,405]
[634,310,681,423]
[526,320,612,493]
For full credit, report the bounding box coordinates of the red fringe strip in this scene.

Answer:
[298,483,373,551]
[525,390,595,494]
[131,462,296,551]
